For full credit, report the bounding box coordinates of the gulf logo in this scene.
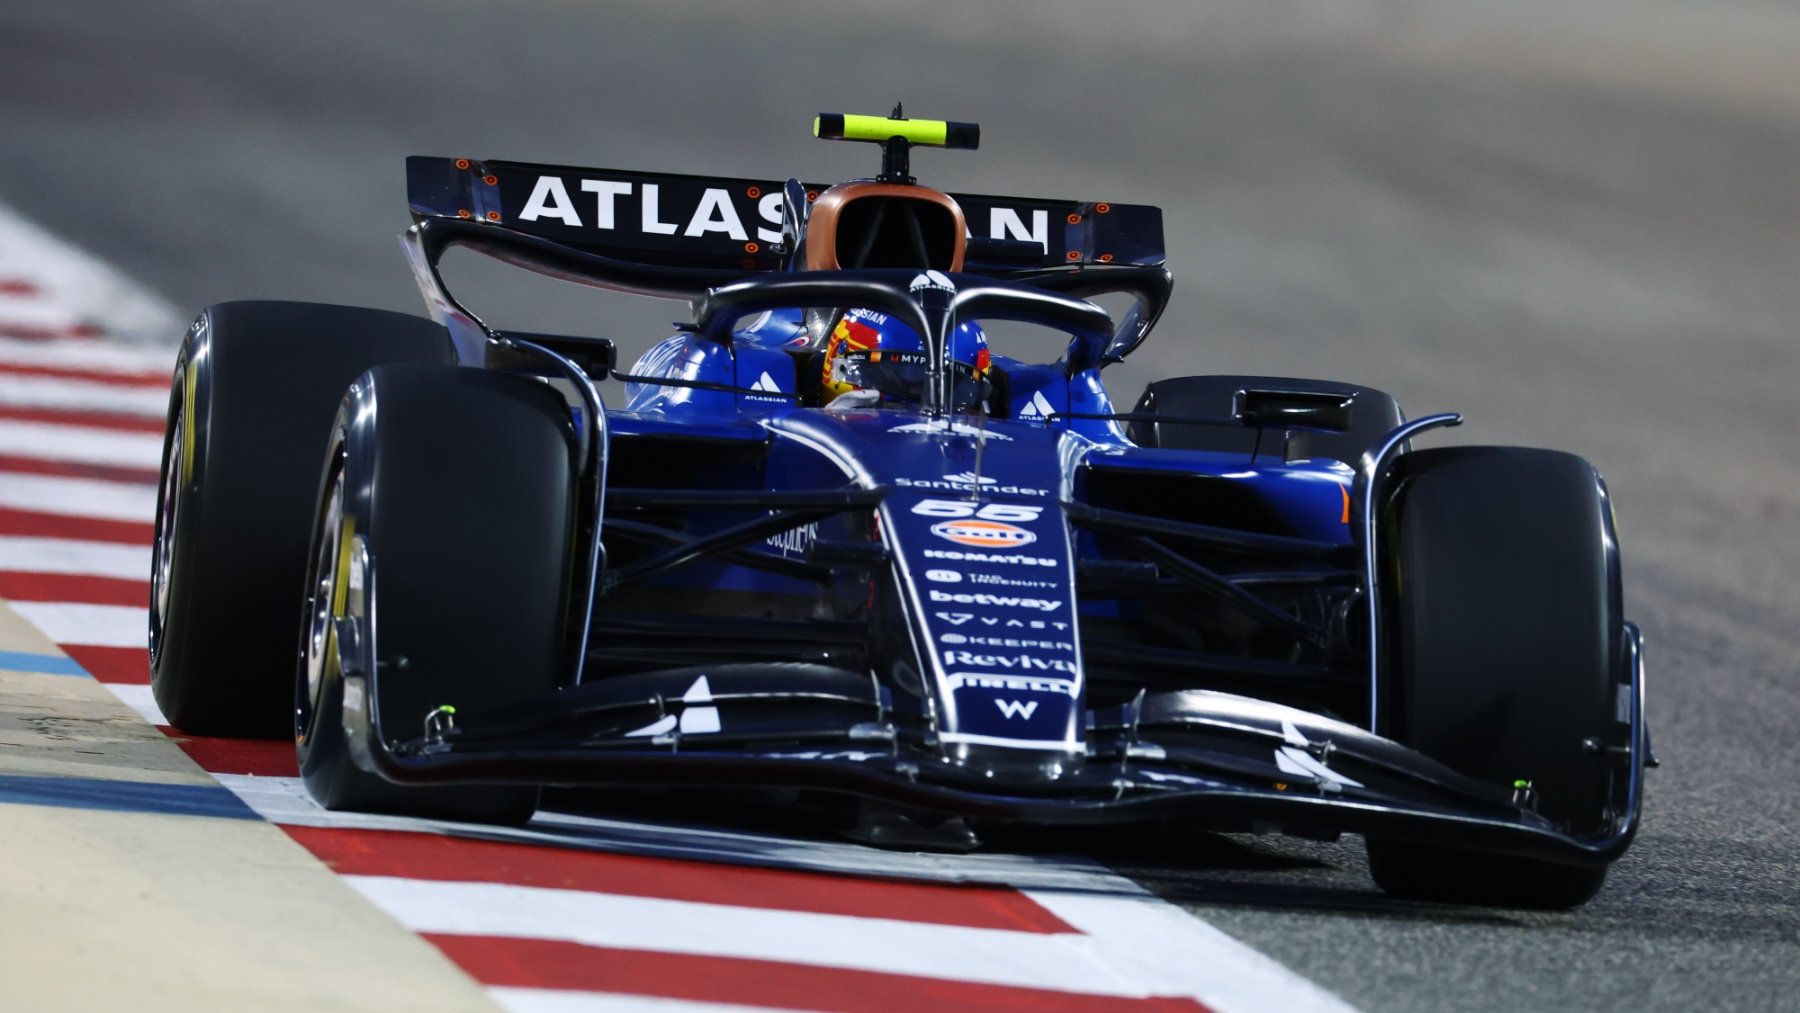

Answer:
[930,518,1038,549]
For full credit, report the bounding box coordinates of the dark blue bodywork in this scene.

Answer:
[327,154,1649,867]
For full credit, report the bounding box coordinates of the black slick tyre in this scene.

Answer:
[149,303,453,737]
[295,364,575,825]
[1368,446,1627,908]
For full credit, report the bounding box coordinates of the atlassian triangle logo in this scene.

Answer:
[1018,390,1056,420]
[909,269,956,295]
[748,371,784,394]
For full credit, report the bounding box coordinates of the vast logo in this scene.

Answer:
[934,611,1071,631]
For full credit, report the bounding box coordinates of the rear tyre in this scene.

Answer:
[150,303,453,737]
[295,364,575,824]
[1368,446,1626,908]
[1129,374,1403,468]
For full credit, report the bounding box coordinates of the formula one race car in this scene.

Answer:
[148,111,1651,907]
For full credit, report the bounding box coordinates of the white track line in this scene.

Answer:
[491,989,792,1013]
[8,601,145,647]
[103,683,168,726]
[210,773,1153,893]
[1026,888,1352,1011]
[0,536,148,579]
[347,875,1157,997]
[0,336,172,377]
[0,374,168,416]
[0,419,161,469]
[214,774,1351,1010]
[0,203,181,346]
[0,298,87,332]
[0,472,157,521]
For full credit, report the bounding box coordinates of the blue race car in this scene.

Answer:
[149,111,1651,907]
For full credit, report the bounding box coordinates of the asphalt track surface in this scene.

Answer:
[3,1,1798,1008]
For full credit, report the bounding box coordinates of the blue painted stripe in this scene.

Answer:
[0,650,90,677]
[0,774,261,821]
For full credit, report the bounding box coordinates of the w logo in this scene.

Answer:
[994,699,1039,720]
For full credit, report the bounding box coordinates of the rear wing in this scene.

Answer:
[405,156,1164,276]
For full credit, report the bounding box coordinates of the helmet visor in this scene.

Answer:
[836,349,990,409]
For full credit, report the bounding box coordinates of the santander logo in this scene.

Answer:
[930,519,1038,549]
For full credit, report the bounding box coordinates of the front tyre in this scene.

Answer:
[149,302,453,737]
[295,364,576,824]
[1368,446,1628,908]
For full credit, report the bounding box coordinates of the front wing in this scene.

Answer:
[335,615,1649,868]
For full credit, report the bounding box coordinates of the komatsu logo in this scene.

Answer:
[924,548,1056,568]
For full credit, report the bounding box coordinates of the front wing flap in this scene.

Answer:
[338,628,1649,868]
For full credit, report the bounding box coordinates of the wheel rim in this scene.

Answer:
[297,464,348,744]
[148,403,183,665]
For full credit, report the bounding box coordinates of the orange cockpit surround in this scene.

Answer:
[803,181,967,273]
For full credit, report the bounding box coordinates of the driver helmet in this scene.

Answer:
[820,308,990,410]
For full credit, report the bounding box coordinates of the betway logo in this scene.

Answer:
[922,548,1056,568]
[943,650,1076,674]
[929,589,1062,613]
